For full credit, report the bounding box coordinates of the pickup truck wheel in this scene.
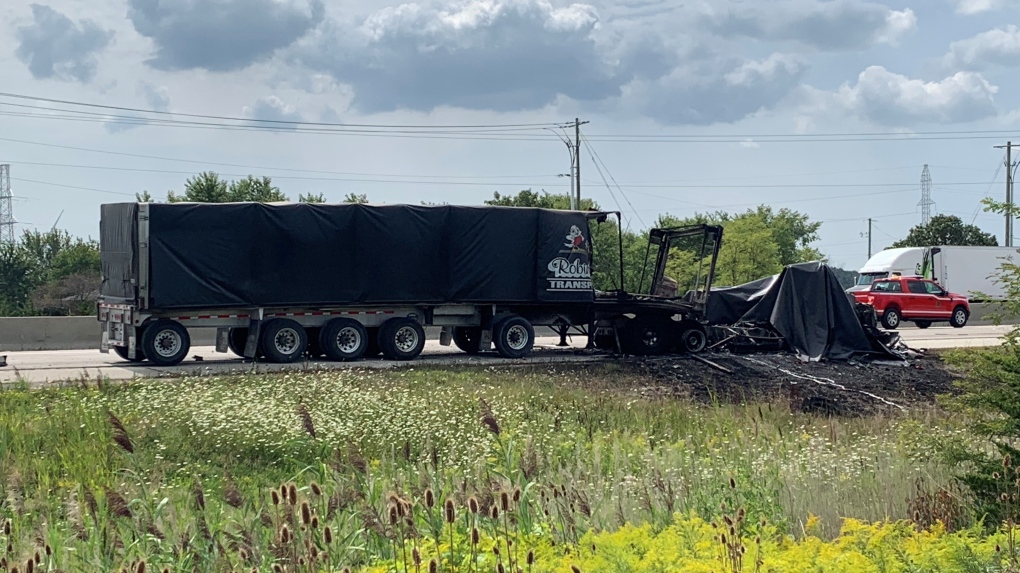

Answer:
[452,327,483,354]
[113,345,145,362]
[141,320,190,366]
[950,306,969,328]
[880,307,901,330]
[228,327,248,357]
[623,316,673,356]
[260,319,307,363]
[493,316,535,359]
[914,320,932,329]
[320,318,368,361]
[379,318,426,361]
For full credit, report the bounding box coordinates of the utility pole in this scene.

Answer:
[0,164,13,245]
[571,118,588,209]
[994,142,1018,247]
[860,218,872,258]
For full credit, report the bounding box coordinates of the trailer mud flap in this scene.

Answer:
[216,328,229,353]
[244,319,262,359]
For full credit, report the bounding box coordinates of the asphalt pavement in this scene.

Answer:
[0,324,1013,386]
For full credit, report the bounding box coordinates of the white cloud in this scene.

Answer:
[944,25,1020,70]
[950,0,1019,14]
[834,66,999,125]
[15,3,113,83]
[624,53,808,125]
[243,95,305,129]
[127,0,324,71]
[291,0,674,113]
[700,0,915,50]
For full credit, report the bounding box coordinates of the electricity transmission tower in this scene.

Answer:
[918,164,934,226]
[0,164,13,244]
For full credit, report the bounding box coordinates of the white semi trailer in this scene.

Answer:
[920,245,1020,302]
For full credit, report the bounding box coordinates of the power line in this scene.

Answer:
[0,92,564,130]
[580,133,645,229]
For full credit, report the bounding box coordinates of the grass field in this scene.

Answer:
[0,362,1011,572]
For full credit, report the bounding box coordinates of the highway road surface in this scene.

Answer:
[0,325,1013,386]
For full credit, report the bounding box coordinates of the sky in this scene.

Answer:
[0,0,1018,271]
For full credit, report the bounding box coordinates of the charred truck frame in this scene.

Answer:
[97,202,722,366]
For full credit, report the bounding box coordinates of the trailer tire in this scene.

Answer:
[141,320,190,366]
[320,318,368,361]
[364,327,382,358]
[623,316,672,356]
[677,321,708,353]
[914,320,932,329]
[113,345,146,362]
[379,318,426,361]
[228,327,249,357]
[950,306,969,328]
[452,327,483,354]
[493,315,535,359]
[259,319,308,363]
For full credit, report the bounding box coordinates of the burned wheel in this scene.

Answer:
[622,316,672,356]
[678,322,708,353]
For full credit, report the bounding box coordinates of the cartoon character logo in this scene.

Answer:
[564,225,586,252]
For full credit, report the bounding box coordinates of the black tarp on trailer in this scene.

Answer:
[99,202,596,310]
[99,202,138,302]
[706,261,900,361]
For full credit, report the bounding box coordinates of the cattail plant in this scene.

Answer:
[107,411,134,454]
[296,403,316,439]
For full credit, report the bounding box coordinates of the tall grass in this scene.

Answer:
[0,365,968,571]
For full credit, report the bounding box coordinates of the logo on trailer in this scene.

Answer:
[547,225,592,292]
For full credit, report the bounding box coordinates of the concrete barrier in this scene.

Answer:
[0,317,217,352]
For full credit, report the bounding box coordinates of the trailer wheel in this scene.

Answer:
[379,318,426,361]
[623,316,672,356]
[677,321,708,353]
[452,327,483,354]
[113,345,146,362]
[260,319,308,363]
[141,320,191,366]
[228,327,248,357]
[493,316,535,359]
[320,318,368,361]
[914,320,932,329]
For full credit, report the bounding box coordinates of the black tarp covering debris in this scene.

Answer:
[706,261,904,362]
[99,202,595,310]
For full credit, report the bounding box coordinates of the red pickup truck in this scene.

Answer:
[853,276,970,330]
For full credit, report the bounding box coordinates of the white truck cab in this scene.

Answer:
[845,247,925,294]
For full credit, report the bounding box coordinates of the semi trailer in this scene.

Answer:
[97,202,722,366]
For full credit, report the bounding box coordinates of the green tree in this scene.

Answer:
[753,206,823,265]
[0,242,42,316]
[943,250,1020,528]
[892,214,997,247]
[299,193,327,203]
[227,175,288,202]
[342,193,368,204]
[168,171,230,203]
